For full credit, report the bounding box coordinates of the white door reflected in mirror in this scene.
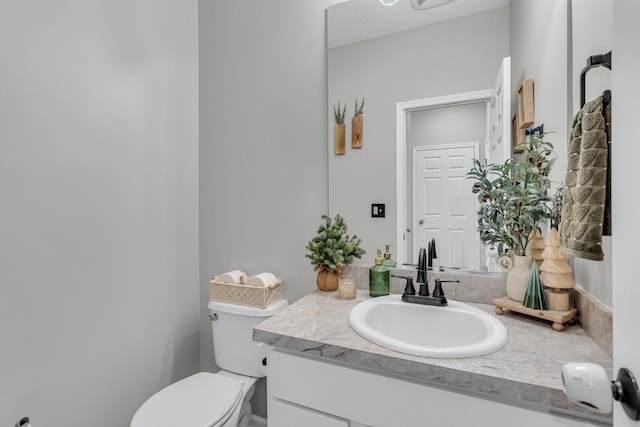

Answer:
[412,143,479,270]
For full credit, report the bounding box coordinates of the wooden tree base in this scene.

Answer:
[493,296,577,331]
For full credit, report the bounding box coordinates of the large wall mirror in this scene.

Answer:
[327,0,511,272]
[327,0,613,306]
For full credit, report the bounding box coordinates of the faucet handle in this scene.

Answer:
[392,275,415,296]
[432,279,460,298]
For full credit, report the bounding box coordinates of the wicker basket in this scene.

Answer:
[209,276,283,308]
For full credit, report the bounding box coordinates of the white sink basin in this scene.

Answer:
[348,294,509,358]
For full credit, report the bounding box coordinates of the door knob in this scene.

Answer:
[562,362,640,420]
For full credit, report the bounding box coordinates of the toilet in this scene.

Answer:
[131,299,289,427]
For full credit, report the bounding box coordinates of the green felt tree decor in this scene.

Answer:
[522,262,548,310]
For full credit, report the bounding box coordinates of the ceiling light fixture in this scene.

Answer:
[379,0,400,6]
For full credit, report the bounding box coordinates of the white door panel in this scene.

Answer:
[413,143,479,270]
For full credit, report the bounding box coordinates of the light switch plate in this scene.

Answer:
[371,203,385,218]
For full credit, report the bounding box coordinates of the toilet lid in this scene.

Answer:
[131,372,243,427]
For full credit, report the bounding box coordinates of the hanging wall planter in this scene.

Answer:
[334,102,347,155]
[352,116,363,148]
[352,98,364,149]
[335,124,346,155]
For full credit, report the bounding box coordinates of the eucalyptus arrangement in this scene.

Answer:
[334,102,347,125]
[467,133,556,256]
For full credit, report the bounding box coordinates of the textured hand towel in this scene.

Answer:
[559,96,610,260]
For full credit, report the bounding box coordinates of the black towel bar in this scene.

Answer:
[580,51,612,107]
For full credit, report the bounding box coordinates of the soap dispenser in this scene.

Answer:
[382,243,397,268]
[369,248,390,297]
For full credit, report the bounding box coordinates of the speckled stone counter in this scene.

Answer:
[253,289,613,424]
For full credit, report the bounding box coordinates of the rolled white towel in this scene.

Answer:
[246,272,278,288]
[217,270,247,284]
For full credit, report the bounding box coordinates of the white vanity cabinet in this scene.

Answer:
[267,349,607,427]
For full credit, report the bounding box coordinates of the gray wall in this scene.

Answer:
[198,0,340,417]
[0,1,200,426]
[409,103,487,151]
[327,7,510,265]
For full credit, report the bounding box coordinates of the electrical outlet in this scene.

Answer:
[371,203,385,218]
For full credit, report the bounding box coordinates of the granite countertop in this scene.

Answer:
[253,289,613,424]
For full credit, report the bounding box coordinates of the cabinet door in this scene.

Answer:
[269,399,349,427]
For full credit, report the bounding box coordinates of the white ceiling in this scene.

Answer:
[327,0,510,48]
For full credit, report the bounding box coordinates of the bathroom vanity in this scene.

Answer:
[253,289,612,427]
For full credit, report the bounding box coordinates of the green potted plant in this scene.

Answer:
[467,133,555,301]
[305,214,365,291]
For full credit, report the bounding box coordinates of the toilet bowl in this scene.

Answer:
[131,299,288,427]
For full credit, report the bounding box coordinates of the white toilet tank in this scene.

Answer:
[209,299,288,378]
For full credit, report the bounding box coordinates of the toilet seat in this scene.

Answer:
[131,372,243,427]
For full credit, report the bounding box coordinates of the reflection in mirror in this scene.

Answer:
[327,0,510,272]
[405,102,486,269]
[397,55,511,270]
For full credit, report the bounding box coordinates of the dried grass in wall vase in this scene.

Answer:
[522,262,548,310]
